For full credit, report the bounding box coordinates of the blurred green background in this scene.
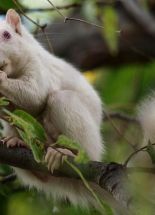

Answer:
[1,0,155,214]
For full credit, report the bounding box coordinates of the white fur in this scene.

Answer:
[0,10,104,208]
[14,167,98,209]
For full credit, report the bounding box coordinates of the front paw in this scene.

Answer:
[0,71,7,83]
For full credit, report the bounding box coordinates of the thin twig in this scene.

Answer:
[46,0,121,32]
[65,17,104,29]
[41,28,54,53]
[103,112,139,124]
[45,0,155,61]
[46,0,66,19]
[103,110,137,150]
[124,143,155,167]
[13,0,152,62]
[44,0,154,61]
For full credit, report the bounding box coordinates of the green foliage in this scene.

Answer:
[13,109,46,142]
[101,6,118,54]
[3,109,46,163]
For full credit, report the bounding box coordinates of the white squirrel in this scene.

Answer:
[0,9,104,207]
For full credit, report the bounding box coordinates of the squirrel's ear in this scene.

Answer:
[6,9,21,35]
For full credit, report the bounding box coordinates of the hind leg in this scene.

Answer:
[46,90,104,161]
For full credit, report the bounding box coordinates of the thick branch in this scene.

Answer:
[0,142,149,214]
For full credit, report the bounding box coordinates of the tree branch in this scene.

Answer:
[124,143,155,166]
[0,141,154,214]
[103,112,139,124]
[0,142,128,214]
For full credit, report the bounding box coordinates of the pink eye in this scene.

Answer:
[2,31,11,40]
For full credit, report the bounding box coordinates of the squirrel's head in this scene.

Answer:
[0,9,26,76]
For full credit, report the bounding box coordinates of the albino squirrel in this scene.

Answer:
[0,9,104,207]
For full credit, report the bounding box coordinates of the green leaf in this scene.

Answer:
[146,141,155,164]
[30,139,44,163]
[102,6,118,54]
[3,109,46,163]
[57,135,89,163]
[0,97,9,107]
[13,110,46,142]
